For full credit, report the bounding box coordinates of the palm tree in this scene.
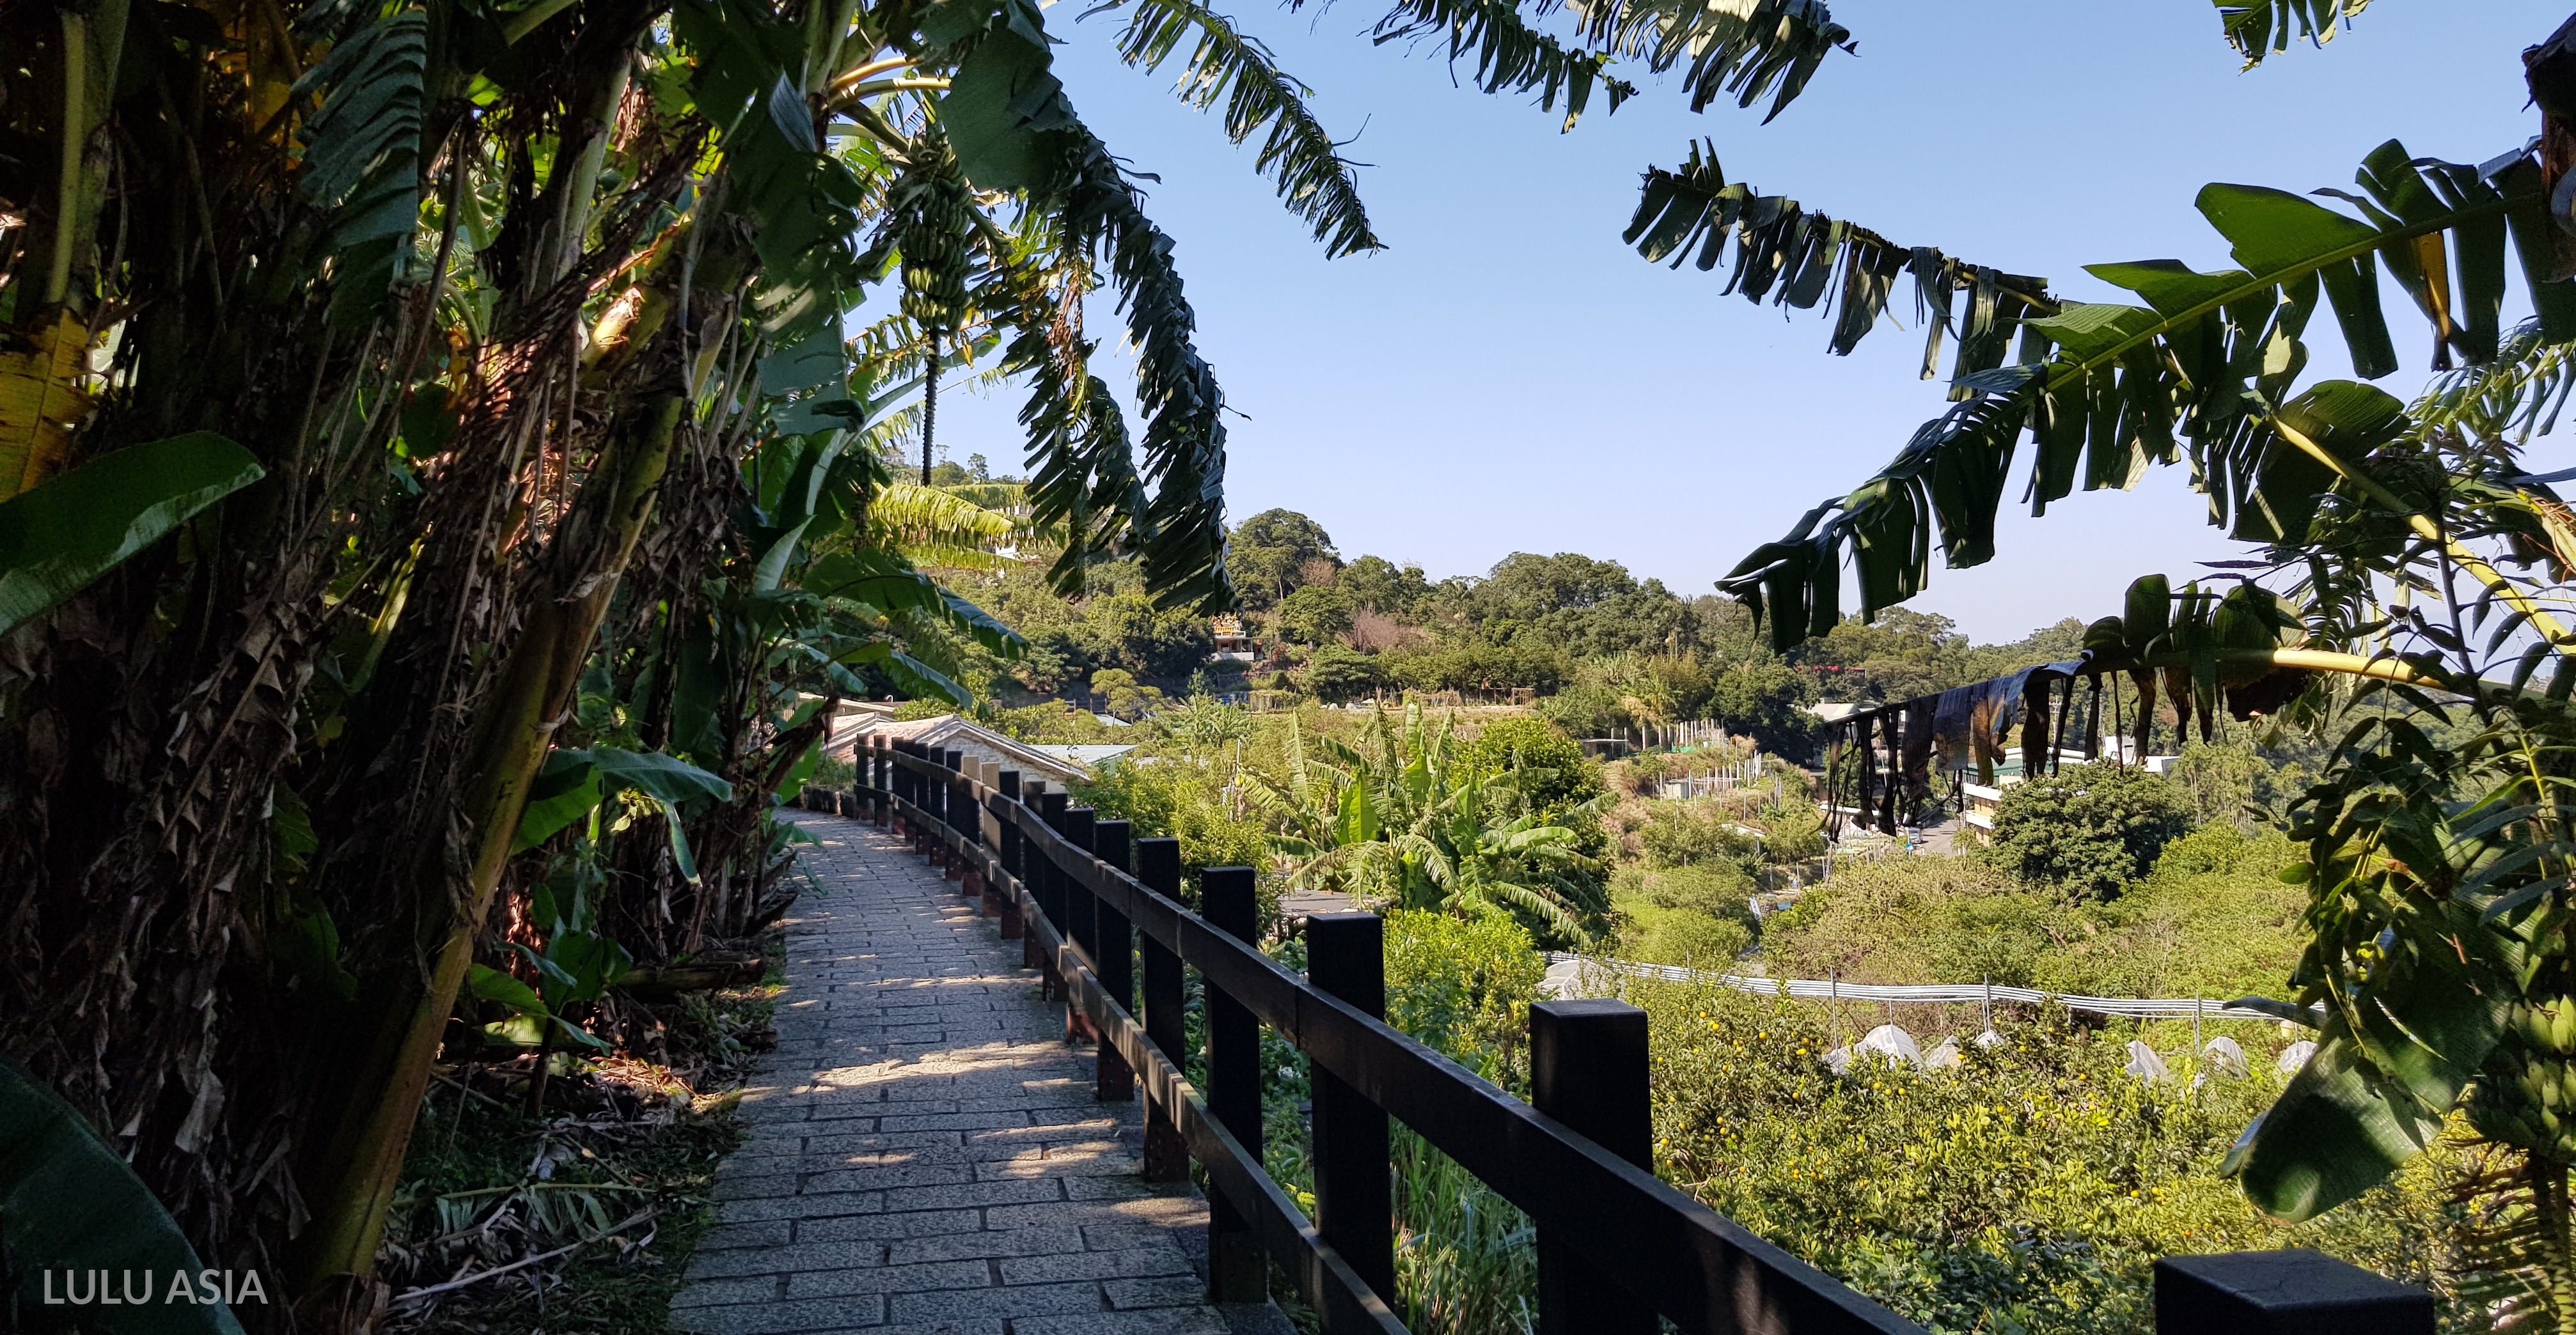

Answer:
[1250,706,1601,937]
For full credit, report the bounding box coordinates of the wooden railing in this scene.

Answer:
[795,738,2438,1335]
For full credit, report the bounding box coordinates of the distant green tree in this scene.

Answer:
[2167,738,2302,829]
[1277,583,1358,645]
[1532,680,1630,738]
[1633,800,1780,873]
[1707,663,1819,759]
[1381,642,1567,694]
[1436,552,1697,658]
[1800,609,1971,702]
[1342,554,1433,616]
[1090,668,1166,720]
[1985,763,2194,896]
[1303,644,1385,703]
[1072,593,1216,678]
[1649,655,1717,721]
[1230,509,1340,609]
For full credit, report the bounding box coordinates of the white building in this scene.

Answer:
[826,712,1135,788]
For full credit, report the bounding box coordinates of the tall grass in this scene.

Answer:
[1392,1125,1537,1335]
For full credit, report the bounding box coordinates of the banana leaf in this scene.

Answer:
[0,1060,246,1334]
[0,433,265,634]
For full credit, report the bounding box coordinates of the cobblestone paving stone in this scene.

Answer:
[674,811,1244,1335]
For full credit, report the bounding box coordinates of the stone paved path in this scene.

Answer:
[674,812,1235,1335]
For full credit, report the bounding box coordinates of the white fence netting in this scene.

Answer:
[1543,953,2302,1022]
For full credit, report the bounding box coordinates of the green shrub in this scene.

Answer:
[1610,863,1758,969]
[1302,643,1385,703]
[1376,909,1549,1334]
[1754,828,2306,1004]
[1277,583,1358,645]
[1635,802,1763,871]
[1382,908,1545,1086]
[1073,758,1269,893]
[1984,763,2193,896]
[1757,799,1829,863]
[2032,825,2305,1003]
[1636,979,2453,1335]
[1460,717,1599,808]
[1636,862,1756,922]
[1622,906,1752,969]
[1759,857,2039,987]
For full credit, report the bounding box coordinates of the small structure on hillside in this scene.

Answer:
[826,713,1134,786]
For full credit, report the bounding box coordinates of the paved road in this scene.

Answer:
[674,813,1239,1335]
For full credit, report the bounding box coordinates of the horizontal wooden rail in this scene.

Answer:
[861,743,1922,1335]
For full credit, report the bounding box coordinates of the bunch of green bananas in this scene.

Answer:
[893,127,974,336]
[2471,997,2576,1159]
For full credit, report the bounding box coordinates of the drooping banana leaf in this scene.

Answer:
[0,432,265,635]
[2219,0,2374,70]
[572,747,734,806]
[0,1060,246,1334]
[2227,897,2515,1220]
[1625,141,2050,382]
[1723,140,2576,650]
[1088,0,1381,256]
[528,748,735,881]
[926,0,1237,609]
[290,8,428,323]
[805,549,1023,656]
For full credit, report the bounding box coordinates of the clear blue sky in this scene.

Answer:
[931,1,2570,642]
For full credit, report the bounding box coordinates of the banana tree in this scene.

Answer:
[0,0,1339,1314]
[1250,706,1602,937]
[1664,15,2576,1313]
[0,0,2047,1316]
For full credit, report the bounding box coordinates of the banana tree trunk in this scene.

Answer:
[292,390,683,1320]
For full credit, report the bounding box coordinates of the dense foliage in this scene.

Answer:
[1644,981,2454,1335]
[1984,763,2198,896]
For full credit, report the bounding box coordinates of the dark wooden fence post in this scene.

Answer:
[1060,807,1098,1045]
[2155,1250,2433,1334]
[1531,999,1657,1335]
[1035,790,1069,935]
[927,745,947,868]
[886,740,906,838]
[1202,866,1265,1304]
[1135,837,1190,1181]
[941,749,965,880]
[923,745,943,869]
[1035,788,1071,995]
[1064,807,1098,956]
[957,761,985,902]
[1018,783,1049,970]
[1307,912,1395,1311]
[991,770,1021,925]
[1091,819,1136,1102]
[906,742,925,852]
